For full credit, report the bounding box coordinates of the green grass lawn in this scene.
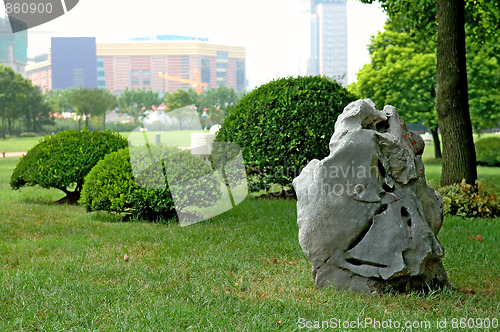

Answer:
[0,137,43,153]
[0,157,498,330]
[0,130,204,153]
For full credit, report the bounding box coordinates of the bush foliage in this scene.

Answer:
[79,146,221,222]
[475,136,500,166]
[438,179,499,218]
[10,129,127,203]
[216,75,357,192]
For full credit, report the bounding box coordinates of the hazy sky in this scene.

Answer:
[2,0,387,88]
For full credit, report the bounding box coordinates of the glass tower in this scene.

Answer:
[302,0,347,86]
[0,17,28,75]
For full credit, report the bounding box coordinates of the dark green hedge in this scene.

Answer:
[216,75,358,192]
[79,146,221,222]
[475,136,500,166]
[10,129,127,203]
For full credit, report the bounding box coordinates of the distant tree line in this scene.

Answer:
[0,65,51,137]
[0,65,242,137]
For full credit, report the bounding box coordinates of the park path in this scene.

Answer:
[2,152,26,158]
[2,146,191,159]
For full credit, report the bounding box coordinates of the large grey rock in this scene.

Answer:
[292,99,450,294]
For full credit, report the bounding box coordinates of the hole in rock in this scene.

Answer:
[382,183,394,192]
[347,218,374,251]
[377,159,386,178]
[375,204,388,216]
[346,258,388,268]
[376,120,390,133]
[401,206,412,227]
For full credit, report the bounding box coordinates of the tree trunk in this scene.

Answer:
[25,111,31,132]
[0,116,5,138]
[430,127,442,159]
[85,114,89,129]
[436,0,477,186]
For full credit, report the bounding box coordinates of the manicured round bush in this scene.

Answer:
[475,136,500,166]
[79,146,221,222]
[216,75,358,192]
[10,129,127,203]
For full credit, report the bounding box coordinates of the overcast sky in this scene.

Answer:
[2,0,387,88]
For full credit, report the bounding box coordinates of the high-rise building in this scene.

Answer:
[302,0,347,86]
[51,37,98,89]
[0,17,28,75]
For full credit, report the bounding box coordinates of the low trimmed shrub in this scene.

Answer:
[19,132,40,138]
[475,136,500,166]
[438,179,499,218]
[79,146,221,222]
[216,75,357,193]
[10,129,127,203]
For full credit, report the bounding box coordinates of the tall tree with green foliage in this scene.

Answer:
[196,86,241,125]
[20,84,52,133]
[351,25,441,158]
[435,0,476,185]
[117,88,162,124]
[352,23,500,159]
[0,65,50,137]
[359,0,499,185]
[164,89,196,112]
[45,89,74,113]
[69,88,117,130]
[467,36,500,131]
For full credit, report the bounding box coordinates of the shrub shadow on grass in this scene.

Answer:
[82,211,130,224]
[83,210,179,225]
[18,188,65,205]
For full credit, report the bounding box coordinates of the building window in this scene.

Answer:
[216,62,227,69]
[73,68,84,88]
[236,60,245,92]
[217,51,229,60]
[201,58,210,83]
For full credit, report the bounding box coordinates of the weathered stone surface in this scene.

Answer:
[292,99,450,294]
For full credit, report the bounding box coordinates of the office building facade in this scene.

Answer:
[26,35,246,94]
[96,36,246,94]
[303,0,347,86]
[26,53,51,91]
[0,17,28,75]
[51,37,98,89]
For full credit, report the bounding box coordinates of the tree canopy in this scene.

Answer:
[69,88,117,130]
[0,65,51,137]
[117,88,162,124]
[352,22,500,158]
[358,0,499,185]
